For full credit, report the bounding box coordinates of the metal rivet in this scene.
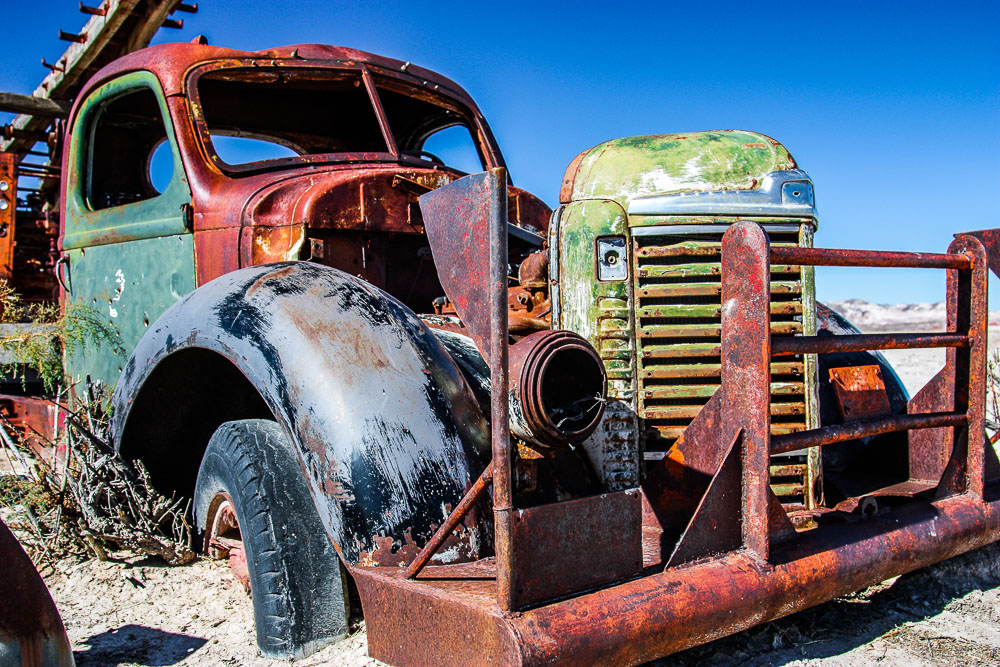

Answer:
[0,181,9,191]
[0,200,8,210]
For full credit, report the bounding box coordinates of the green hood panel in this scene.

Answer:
[561,131,797,208]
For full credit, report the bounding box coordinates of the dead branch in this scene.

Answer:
[2,380,196,565]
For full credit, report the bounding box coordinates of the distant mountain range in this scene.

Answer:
[826,299,1000,332]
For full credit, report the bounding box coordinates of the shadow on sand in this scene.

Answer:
[74,624,208,666]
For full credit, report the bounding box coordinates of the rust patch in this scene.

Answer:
[244,264,298,297]
[829,365,891,421]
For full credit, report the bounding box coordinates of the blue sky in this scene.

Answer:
[3,1,998,306]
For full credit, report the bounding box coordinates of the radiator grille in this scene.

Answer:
[632,227,813,505]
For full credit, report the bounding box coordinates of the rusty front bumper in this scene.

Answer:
[355,489,1000,666]
[353,220,1000,666]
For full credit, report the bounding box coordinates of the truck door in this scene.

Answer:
[62,71,195,388]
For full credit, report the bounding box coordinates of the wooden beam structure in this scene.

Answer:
[0,0,196,157]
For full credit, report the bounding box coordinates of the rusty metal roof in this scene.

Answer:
[77,42,476,104]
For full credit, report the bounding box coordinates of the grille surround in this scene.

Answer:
[630,220,820,508]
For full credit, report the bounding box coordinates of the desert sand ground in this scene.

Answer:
[33,301,1000,666]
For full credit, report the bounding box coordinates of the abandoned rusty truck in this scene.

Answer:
[3,41,1000,665]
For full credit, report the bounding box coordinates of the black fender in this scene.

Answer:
[816,302,911,494]
[112,261,491,566]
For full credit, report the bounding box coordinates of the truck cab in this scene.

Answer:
[38,40,969,667]
[59,42,550,386]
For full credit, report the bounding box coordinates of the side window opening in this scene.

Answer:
[87,87,174,210]
[148,139,174,193]
[419,124,483,175]
[375,83,487,174]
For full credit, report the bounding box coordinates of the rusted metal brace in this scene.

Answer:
[404,461,494,579]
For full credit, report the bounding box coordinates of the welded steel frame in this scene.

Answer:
[355,220,999,666]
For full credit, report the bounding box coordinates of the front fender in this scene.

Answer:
[112,261,491,565]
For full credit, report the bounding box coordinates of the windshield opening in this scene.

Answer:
[196,68,388,169]
[193,66,492,175]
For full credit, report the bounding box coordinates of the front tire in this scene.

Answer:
[193,419,349,659]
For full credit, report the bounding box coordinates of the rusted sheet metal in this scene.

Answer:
[418,168,507,362]
[0,395,61,467]
[193,227,240,286]
[510,489,642,609]
[521,492,1000,663]
[416,168,516,604]
[640,390,727,548]
[60,42,550,239]
[0,518,75,667]
[829,365,891,421]
[909,368,956,482]
[663,429,743,566]
[962,228,1000,279]
[54,40,551,323]
[417,170,614,610]
[357,221,1000,666]
[78,43,485,116]
[248,171,455,236]
[238,224,305,267]
[0,154,15,281]
[355,489,1000,666]
[112,262,491,567]
[508,330,606,447]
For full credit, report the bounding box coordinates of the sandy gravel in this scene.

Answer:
[41,539,1000,667]
[42,554,379,667]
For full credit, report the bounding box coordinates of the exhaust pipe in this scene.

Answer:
[508,330,606,447]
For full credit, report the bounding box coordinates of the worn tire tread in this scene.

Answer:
[193,419,348,659]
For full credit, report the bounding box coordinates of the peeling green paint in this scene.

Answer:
[556,132,821,495]
[556,199,635,401]
[66,235,196,388]
[800,224,822,508]
[565,131,797,208]
[557,200,627,344]
[62,71,196,389]
[63,71,193,249]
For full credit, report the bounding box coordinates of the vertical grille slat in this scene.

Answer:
[632,226,814,506]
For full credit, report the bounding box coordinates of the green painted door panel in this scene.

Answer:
[62,71,193,249]
[62,70,197,390]
[65,234,196,388]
